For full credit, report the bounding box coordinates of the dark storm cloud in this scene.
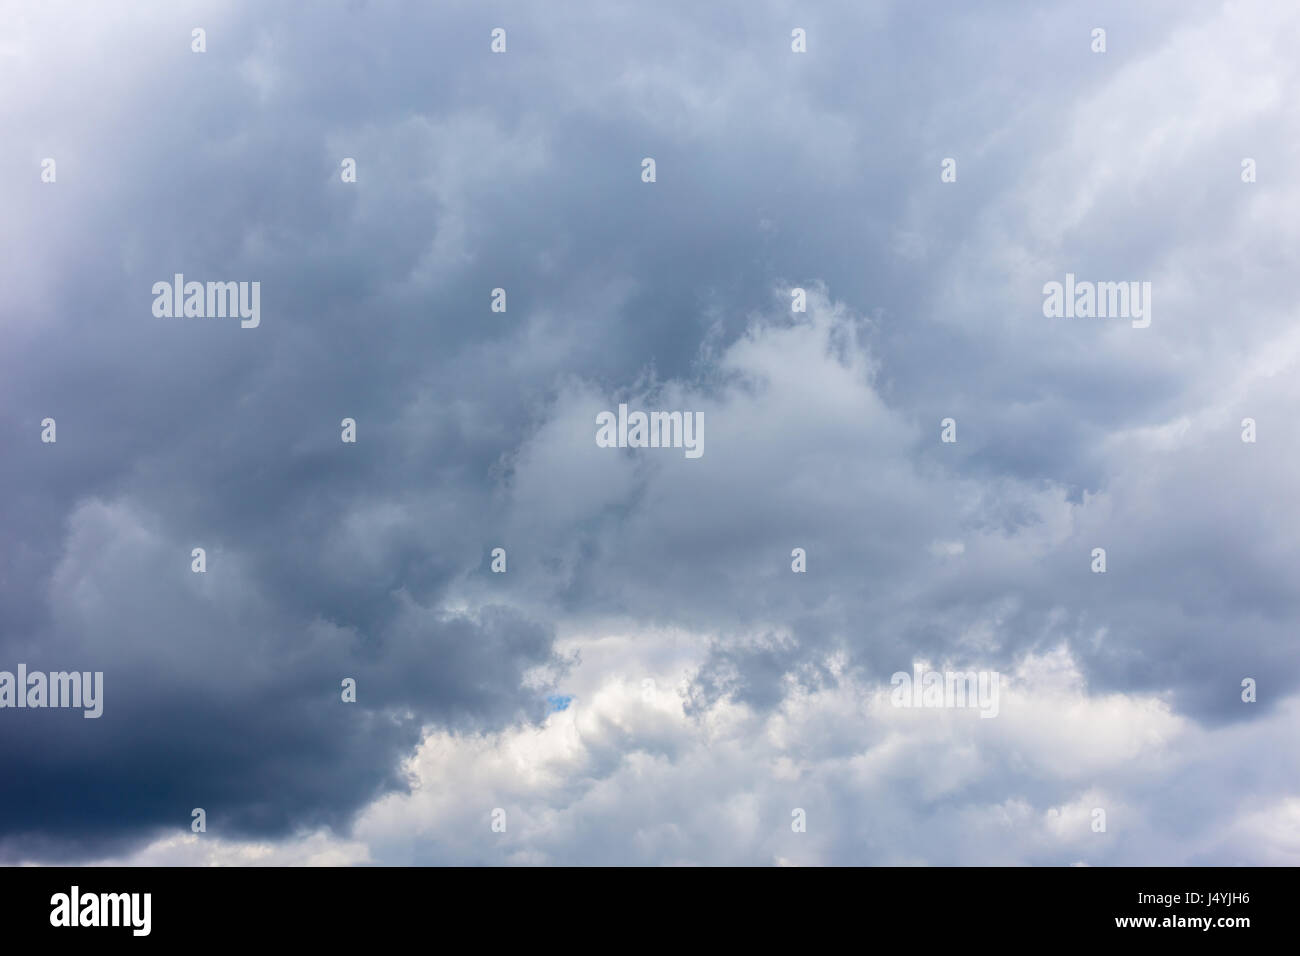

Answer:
[1,0,1296,863]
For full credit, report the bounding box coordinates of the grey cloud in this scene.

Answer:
[1,0,1296,863]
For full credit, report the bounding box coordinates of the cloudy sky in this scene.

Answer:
[2,0,1298,866]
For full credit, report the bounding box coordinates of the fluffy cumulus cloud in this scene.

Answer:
[1,0,1298,865]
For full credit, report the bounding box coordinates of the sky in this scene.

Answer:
[1,0,1298,866]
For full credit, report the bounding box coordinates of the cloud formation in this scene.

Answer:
[2,0,1298,864]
